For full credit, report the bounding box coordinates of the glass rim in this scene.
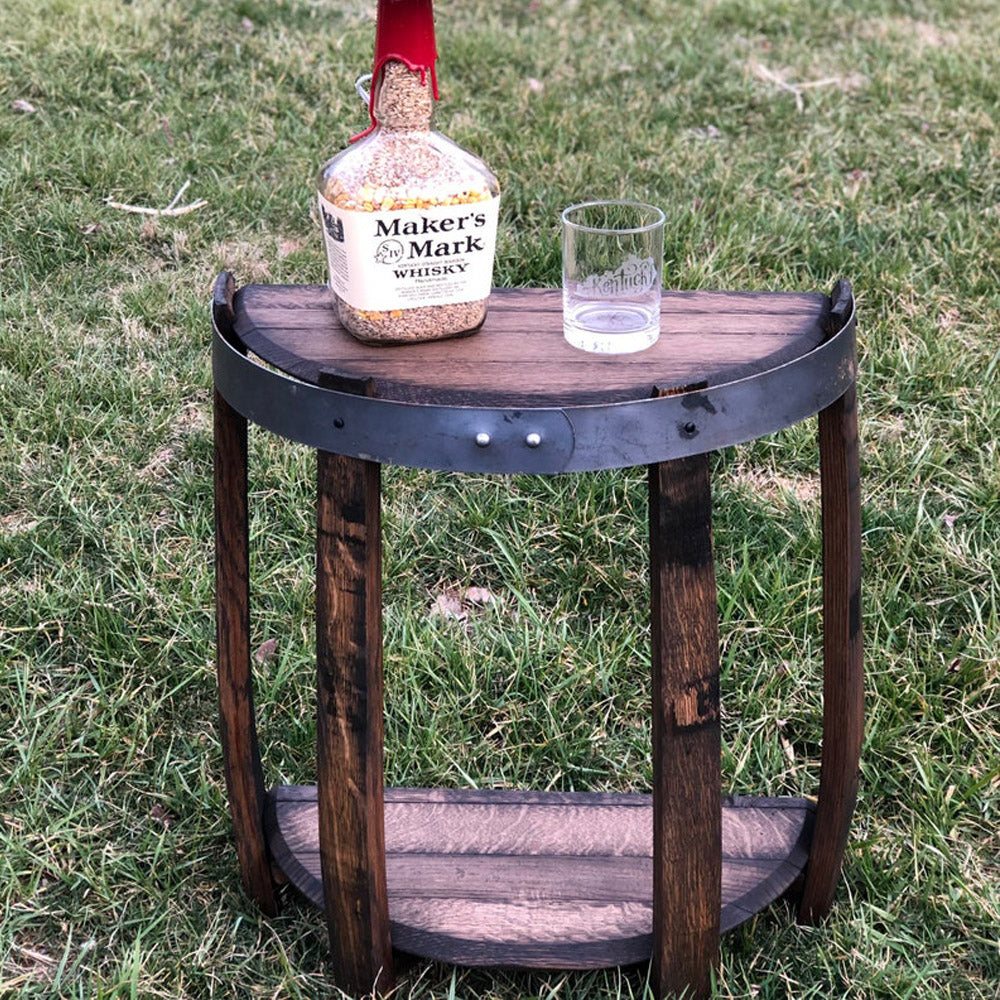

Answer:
[561,199,665,235]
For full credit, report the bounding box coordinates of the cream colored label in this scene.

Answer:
[319,194,500,311]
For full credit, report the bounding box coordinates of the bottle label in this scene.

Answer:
[318,193,500,312]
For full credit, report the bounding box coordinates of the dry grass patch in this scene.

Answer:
[729,465,820,506]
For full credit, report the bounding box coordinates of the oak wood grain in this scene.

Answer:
[799,368,863,922]
[314,372,393,994]
[648,416,722,999]
[265,787,814,969]
[232,286,830,407]
[213,272,278,916]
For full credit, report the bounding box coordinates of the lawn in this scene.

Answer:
[1,0,997,997]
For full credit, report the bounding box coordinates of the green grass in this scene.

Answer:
[1,0,998,997]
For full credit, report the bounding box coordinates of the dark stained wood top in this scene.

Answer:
[233,286,832,408]
[266,785,815,969]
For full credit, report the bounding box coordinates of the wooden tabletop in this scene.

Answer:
[233,285,832,408]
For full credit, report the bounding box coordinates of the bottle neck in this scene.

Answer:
[373,60,434,132]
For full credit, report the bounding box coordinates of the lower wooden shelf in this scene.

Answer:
[265,785,815,970]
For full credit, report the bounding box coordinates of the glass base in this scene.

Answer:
[563,303,659,355]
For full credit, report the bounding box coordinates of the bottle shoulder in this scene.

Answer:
[318,128,499,208]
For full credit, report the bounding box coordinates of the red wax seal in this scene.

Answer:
[354,0,439,140]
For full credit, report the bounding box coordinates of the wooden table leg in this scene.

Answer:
[315,441,393,996]
[649,445,722,1000]
[799,380,863,923]
[214,385,279,916]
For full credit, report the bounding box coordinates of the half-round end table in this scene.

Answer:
[211,275,862,999]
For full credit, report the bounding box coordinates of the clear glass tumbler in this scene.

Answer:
[561,200,665,354]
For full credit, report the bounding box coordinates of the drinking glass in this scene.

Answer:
[561,200,665,354]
